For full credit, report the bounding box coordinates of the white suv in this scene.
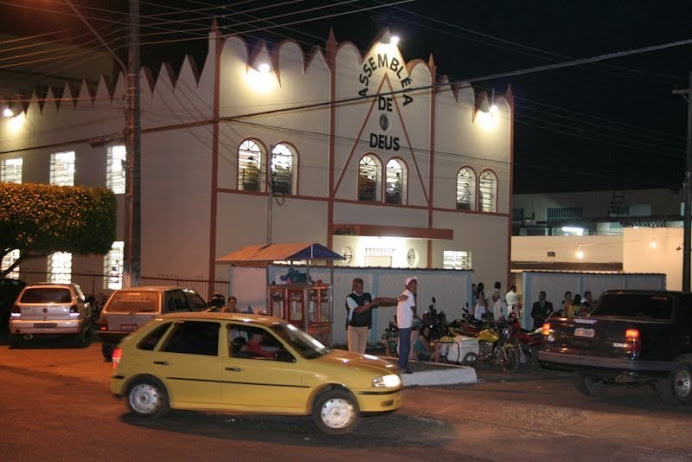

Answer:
[9,282,93,348]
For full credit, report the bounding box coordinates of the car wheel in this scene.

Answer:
[102,343,115,362]
[574,373,608,396]
[461,352,478,367]
[312,389,359,435]
[73,326,91,348]
[656,362,692,405]
[127,378,170,418]
[9,334,22,348]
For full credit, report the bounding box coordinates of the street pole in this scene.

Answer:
[124,0,141,287]
[674,72,692,291]
[64,0,140,287]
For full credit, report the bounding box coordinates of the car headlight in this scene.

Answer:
[372,374,402,388]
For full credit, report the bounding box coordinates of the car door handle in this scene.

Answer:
[153,361,169,365]
[225,367,242,372]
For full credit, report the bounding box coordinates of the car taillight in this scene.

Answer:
[542,322,551,336]
[98,316,108,331]
[69,304,79,313]
[625,328,641,355]
[112,347,122,369]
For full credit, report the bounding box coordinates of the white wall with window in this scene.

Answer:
[358,155,381,202]
[104,241,124,290]
[456,167,475,210]
[107,145,127,194]
[50,151,75,186]
[1,157,22,183]
[1,249,20,279]
[385,159,406,205]
[270,143,295,195]
[443,250,472,270]
[48,252,72,283]
[479,170,497,212]
[238,140,263,191]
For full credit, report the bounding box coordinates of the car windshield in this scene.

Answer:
[270,322,329,359]
[592,293,673,320]
[106,291,159,313]
[20,288,71,304]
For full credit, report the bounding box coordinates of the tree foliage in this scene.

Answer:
[0,183,116,277]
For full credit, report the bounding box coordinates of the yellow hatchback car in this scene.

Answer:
[110,312,402,434]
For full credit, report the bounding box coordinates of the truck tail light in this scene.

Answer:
[542,322,551,336]
[625,328,641,355]
[112,347,122,369]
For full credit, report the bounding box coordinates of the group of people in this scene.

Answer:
[470,281,521,324]
[530,290,594,328]
[209,293,254,314]
[344,276,419,374]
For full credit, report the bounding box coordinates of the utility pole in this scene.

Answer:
[674,71,692,291]
[64,0,140,286]
[124,0,141,287]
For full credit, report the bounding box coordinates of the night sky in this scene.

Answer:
[1,0,691,194]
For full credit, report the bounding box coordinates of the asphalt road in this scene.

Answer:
[0,339,691,461]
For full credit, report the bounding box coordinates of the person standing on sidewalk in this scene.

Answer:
[397,276,418,374]
[345,278,399,354]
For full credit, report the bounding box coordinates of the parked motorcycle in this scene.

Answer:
[380,320,399,358]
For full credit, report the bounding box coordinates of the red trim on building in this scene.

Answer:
[208,27,223,296]
[332,224,453,240]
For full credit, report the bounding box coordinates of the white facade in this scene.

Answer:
[0,29,513,295]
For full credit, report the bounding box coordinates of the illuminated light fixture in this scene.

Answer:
[649,238,657,249]
[258,62,271,74]
[562,226,584,236]
[390,35,400,45]
[576,247,584,260]
[2,107,13,118]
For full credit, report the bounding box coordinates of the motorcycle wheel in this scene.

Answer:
[499,345,519,373]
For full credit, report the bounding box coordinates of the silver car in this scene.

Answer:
[9,282,93,348]
[97,286,207,361]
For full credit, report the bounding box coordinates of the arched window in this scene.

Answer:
[270,144,295,195]
[238,140,262,191]
[479,170,497,212]
[358,155,381,202]
[456,167,475,210]
[385,159,406,204]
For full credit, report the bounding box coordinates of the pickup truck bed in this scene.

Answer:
[538,290,692,405]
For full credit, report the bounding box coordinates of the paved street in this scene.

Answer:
[0,337,691,461]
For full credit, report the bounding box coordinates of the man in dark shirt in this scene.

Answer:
[531,291,554,329]
[345,278,398,354]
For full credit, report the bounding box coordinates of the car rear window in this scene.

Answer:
[20,288,72,304]
[592,293,673,320]
[106,291,159,313]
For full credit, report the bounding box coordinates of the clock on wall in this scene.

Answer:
[342,246,353,265]
[407,249,417,266]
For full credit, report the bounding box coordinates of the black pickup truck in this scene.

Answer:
[538,290,692,405]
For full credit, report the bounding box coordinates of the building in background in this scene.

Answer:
[0,29,513,296]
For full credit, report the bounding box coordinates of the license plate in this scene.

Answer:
[34,323,57,329]
[121,324,138,332]
[574,327,595,338]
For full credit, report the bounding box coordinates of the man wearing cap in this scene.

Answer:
[345,278,399,354]
[397,277,418,374]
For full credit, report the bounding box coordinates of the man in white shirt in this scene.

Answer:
[505,285,520,317]
[396,277,417,374]
[491,291,509,322]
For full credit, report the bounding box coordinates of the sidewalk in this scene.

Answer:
[0,334,477,387]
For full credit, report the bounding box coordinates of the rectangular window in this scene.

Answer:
[107,145,127,194]
[104,241,124,290]
[50,151,75,186]
[1,249,20,279]
[546,207,583,222]
[443,250,471,270]
[48,252,72,283]
[1,158,23,183]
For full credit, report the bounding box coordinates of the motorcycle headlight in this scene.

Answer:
[372,374,402,388]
